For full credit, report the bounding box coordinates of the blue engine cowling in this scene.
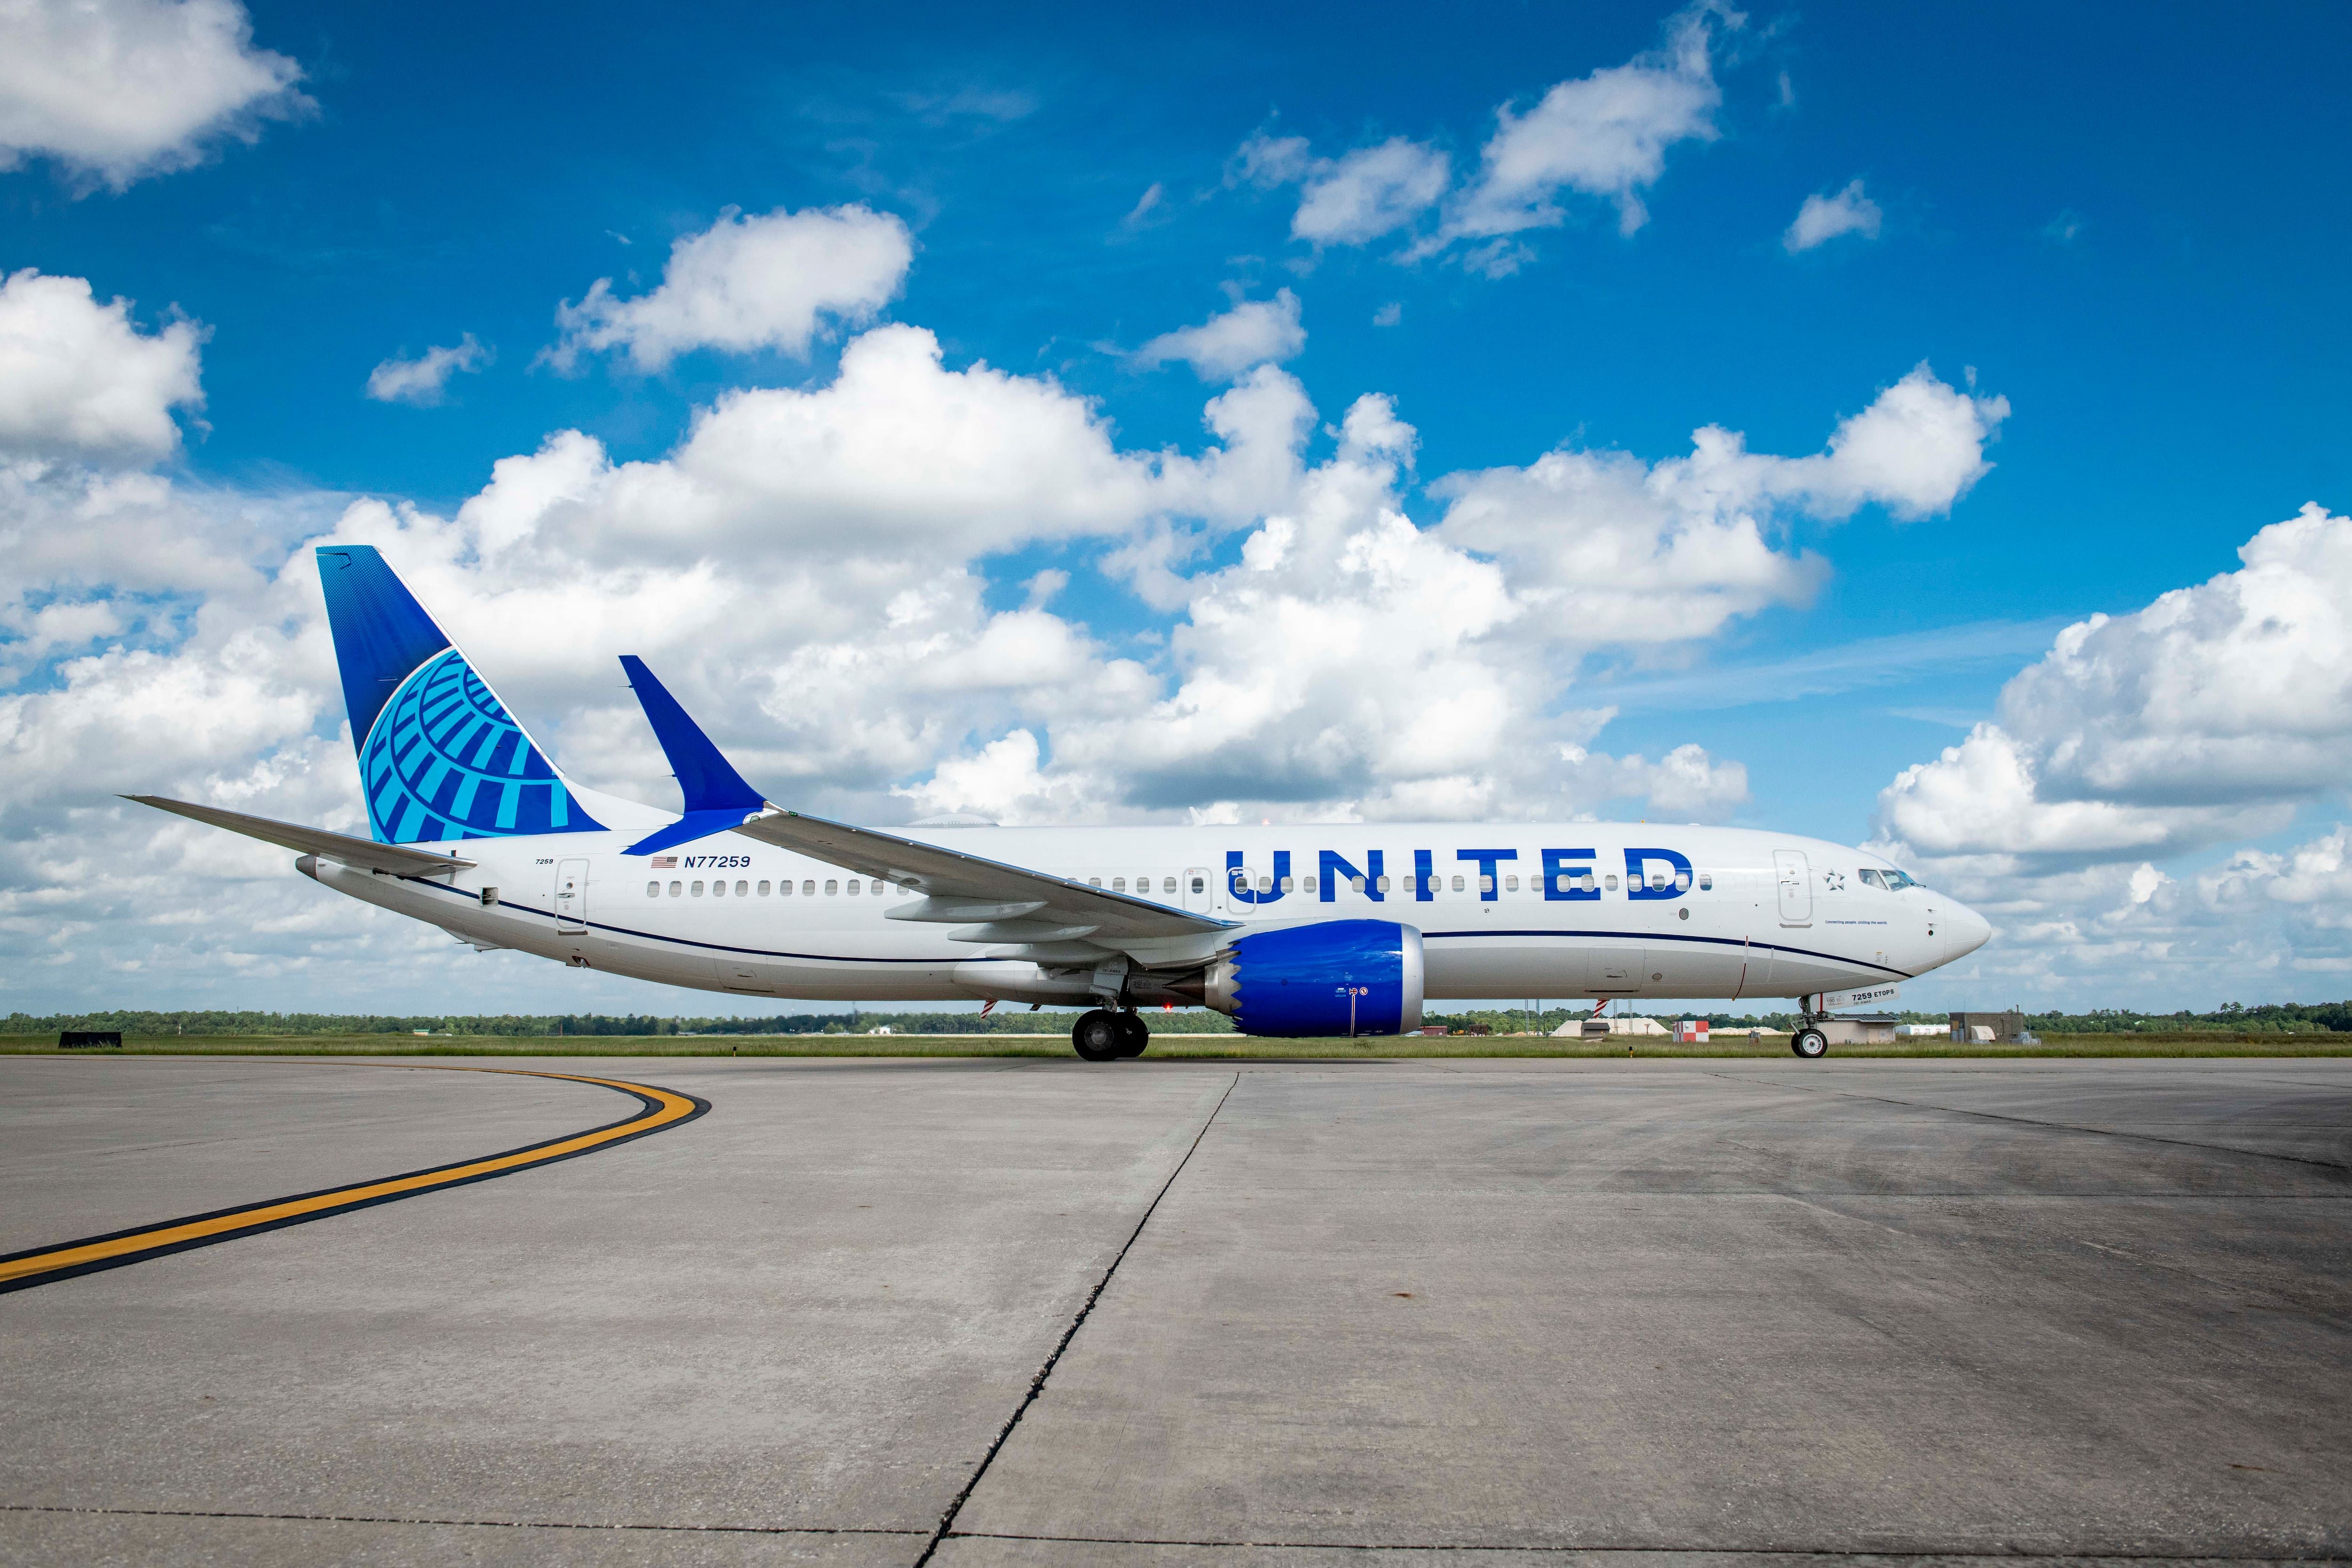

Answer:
[1202,920,1425,1037]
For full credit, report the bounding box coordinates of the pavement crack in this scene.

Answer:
[945,1528,2347,1558]
[0,1504,917,1536]
[912,1069,1241,1568]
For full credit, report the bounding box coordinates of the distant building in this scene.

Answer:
[1552,1016,1669,1037]
[1949,1010,2028,1044]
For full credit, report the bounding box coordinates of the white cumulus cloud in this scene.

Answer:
[0,0,306,190]
[1876,503,2352,878]
[0,294,2015,1005]
[1442,2,1732,241]
[1290,138,1452,246]
[1236,5,1739,269]
[364,334,489,406]
[1783,179,1883,253]
[0,268,206,464]
[1130,288,1305,381]
[548,204,914,372]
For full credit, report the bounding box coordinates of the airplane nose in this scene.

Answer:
[1945,902,1992,964]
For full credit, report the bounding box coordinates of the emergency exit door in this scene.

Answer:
[555,859,588,933]
[1182,867,1214,914]
[1773,849,1812,926]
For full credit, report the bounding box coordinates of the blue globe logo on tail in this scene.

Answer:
[361,649,603,844]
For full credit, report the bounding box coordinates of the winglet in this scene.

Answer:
[619,656,769,857]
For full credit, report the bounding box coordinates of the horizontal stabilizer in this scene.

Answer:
[127,796,476,876]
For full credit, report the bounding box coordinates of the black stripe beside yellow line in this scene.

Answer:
[0,1064,708,1294]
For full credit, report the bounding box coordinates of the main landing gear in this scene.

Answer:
[1073,1008,1149,1062]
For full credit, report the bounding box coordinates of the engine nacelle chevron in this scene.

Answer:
[1188,920,1426,1038]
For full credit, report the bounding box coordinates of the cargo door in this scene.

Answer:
[555,858,588,934]
[1773,850,1812,926]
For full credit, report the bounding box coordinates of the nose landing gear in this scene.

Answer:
[1072,1008,1150,1061]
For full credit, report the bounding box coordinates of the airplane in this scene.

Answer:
[132,546,1993,1061]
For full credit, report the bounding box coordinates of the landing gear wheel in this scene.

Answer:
[1111,1012,1149,1058]
[1073,1009,1124,1062]
[1791,1027,1828,1059]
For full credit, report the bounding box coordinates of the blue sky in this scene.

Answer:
[2,0,2349,1015]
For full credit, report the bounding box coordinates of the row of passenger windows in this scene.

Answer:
[650,878,894,898]
[645,868,1722,901]
[1226,870,1714,895]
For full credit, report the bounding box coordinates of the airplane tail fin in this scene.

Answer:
[315,545,605,845]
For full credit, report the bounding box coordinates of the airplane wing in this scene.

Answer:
[613,653,1234,947]
[127,795,477,877]
[730,808,1234,942]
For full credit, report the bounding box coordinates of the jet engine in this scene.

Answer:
[1183,920,1425,1037]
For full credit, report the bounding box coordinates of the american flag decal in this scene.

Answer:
[652,856,678,868]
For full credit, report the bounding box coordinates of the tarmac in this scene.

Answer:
[1,1053,2346,1565]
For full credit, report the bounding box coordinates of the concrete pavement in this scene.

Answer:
[1,1055,2345,1564]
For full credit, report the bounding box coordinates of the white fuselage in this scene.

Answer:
[302,821,1988,1004]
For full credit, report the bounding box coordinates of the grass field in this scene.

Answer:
[6,1032,2349,1059]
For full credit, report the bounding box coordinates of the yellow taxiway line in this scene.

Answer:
[0,1062,707,1294]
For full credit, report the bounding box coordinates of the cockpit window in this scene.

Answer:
[1861,868,1918,891]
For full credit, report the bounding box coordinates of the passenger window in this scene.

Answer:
[1605,874,1619,891]
[668,881,682,897]
[1504,874,1518,891]
[1137,873,1150,890]
[646,881,659,897]
[1376,875,1391,892]
[1451,875,1465,891]
[1090,877,1102,887]
[1112,877,1126,891]
[801,880,814,896]
[1348,875,1363,893]
[1651,873,1667,890]
[691,881,705,897]
[825,880,839,895]
[736,880,748,897]
[1674,871,1689,891]
[1164,876,1177,893]
[1698,873,1712,891]
[1280,876,1294,892]
[1190,876,1204,892]
[712,880,726,898]
[758,880,770,896]
[1304,874,1319,893]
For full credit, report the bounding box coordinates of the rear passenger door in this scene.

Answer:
[555,858,588,934]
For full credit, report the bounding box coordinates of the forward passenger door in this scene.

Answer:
[1773,850,1812,926]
